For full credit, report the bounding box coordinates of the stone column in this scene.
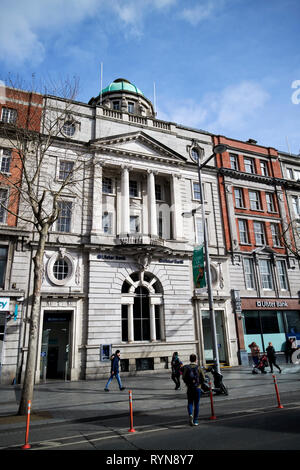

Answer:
[147,170,158,236]
[128,303,134,343]
[91,160,103,233]
[121,165,130,233]
[171,173,183,240]
[150,303,156,342]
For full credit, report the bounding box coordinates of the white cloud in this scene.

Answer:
[181,0,226,25]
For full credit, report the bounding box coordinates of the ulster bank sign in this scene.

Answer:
[256,300,288,308]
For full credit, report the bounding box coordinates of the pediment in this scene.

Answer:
[253,246,277,256]
[90,131,186,165]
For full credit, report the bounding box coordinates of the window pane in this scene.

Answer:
[102,177,113,194]
[259,259,273,289]
[0,246,8,288]
[0,189,8,223]
[244,258,255,289]
[53,259,69,280]
[57,201,72,232]
[59,160,74,180]
[284,311,300,334]
[193,182,201,201]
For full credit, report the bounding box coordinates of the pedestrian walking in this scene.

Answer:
[266,342,281,373]
[171,351,183,390]
[182,354,205,426]
[104,350,125,392]
[285,337,297,364]
[248,342,260,367]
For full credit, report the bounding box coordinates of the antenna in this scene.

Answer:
[153,81,156,116]
[100,62,103,106]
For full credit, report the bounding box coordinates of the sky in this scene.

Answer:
[0,0,299,154]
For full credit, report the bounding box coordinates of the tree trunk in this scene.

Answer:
[18,227,48,415]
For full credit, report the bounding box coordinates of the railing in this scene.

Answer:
[99,107,173,132]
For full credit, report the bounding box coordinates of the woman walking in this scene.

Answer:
[266,342,281,373]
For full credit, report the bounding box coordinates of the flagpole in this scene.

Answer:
[197,152,221,374]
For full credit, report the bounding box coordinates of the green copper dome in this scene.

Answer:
[101,78,144,96]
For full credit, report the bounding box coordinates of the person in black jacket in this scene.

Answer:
[104,350,125,391]
[171,352,183,390]
[266,342,281,373]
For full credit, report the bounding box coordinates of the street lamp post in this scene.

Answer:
[197,144,227,375]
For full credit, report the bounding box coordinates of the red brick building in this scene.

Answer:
[213,134,300,364]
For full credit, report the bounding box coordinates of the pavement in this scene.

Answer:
[0,364,299,432]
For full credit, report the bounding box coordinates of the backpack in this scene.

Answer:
[183,365,200,387]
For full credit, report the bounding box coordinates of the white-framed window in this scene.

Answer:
[191,148,199,162]
[260,160,269,176]
[259,259,273,290]
[238,219,249,244]
[0,189,8,223]
[195,217,204,245]
[58,160,74,181]
[277,260,288,290]
[244,258,255,289]
[46,251,75,286]
[230,153,239,170]
[57,200,72,232]
[128,102,134,113]
[266,193,275,212]
[0,149,11,173]
[270,223,281,246]
[192,181,201,201]
[130,215,140,233]
[234,188,244,208]
[295,170,300,180]
[102,211,112,234]
[287,168,294,179]
[1,107,17,124]
[102,176,114,195]
[249,190,261,210]
[292,196,300,217]
[254,221,265,245]
[62,121,76,137]
[129,180,139,198]
[244,157,255,174]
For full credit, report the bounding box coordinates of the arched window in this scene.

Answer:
[121,271,164,343]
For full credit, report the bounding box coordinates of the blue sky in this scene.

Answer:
[0,0,299,153]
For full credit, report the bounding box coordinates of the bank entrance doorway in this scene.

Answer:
[40,311,72,380]
[202,310,227,364]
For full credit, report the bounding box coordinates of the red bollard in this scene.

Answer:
[128,390,136,433]
[209,381,216,420]
[21,400,31,449]
[272,374,284,409]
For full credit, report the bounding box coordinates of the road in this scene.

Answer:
[1,388,299,455]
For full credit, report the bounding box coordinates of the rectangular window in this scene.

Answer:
[260,161,269,176]
[113,101,120,110]
[193,181,201,201]
[277,260,288,290]
[234,188,244,208]
[158,211,163,238]
[249,190,261,210]
[259,259,273,289]
[244,258,255,289]
[292,196,300,217]
[0,189,8,223]
[266,193,275,212]
[196,217,204,244]
[271,223,281,246]
[128,102,134,113]
[287,168,293,179]
[230,153,239,170]
[57,201,72,232]
[295,170,300,180]
[254,221,265,245]
[129,180,138,198]
[0,246,8,289]
[59,160,74,180]
[0,149,11,173]
[244,157,255,174]
[130,215,140,233]
[1,107,17,124]
[102,212,112,234]
[102,177,113,194]
[238,219,249,244]
[155,184,163,201]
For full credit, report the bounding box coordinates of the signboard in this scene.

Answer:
[192,245,206,289]
[0,298,10,311]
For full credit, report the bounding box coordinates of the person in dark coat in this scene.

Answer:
[104,350,125,391]
[171,352,183,390]
[285,337,297,364]
[266,342,281,373]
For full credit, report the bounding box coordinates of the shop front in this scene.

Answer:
[241,298,300,357]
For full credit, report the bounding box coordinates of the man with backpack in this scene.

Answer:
[182,354,205,426]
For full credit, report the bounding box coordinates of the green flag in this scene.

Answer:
[192,245,206,288]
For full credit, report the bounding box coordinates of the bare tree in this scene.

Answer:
[280,218,300,260]
[0,76,95,414]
